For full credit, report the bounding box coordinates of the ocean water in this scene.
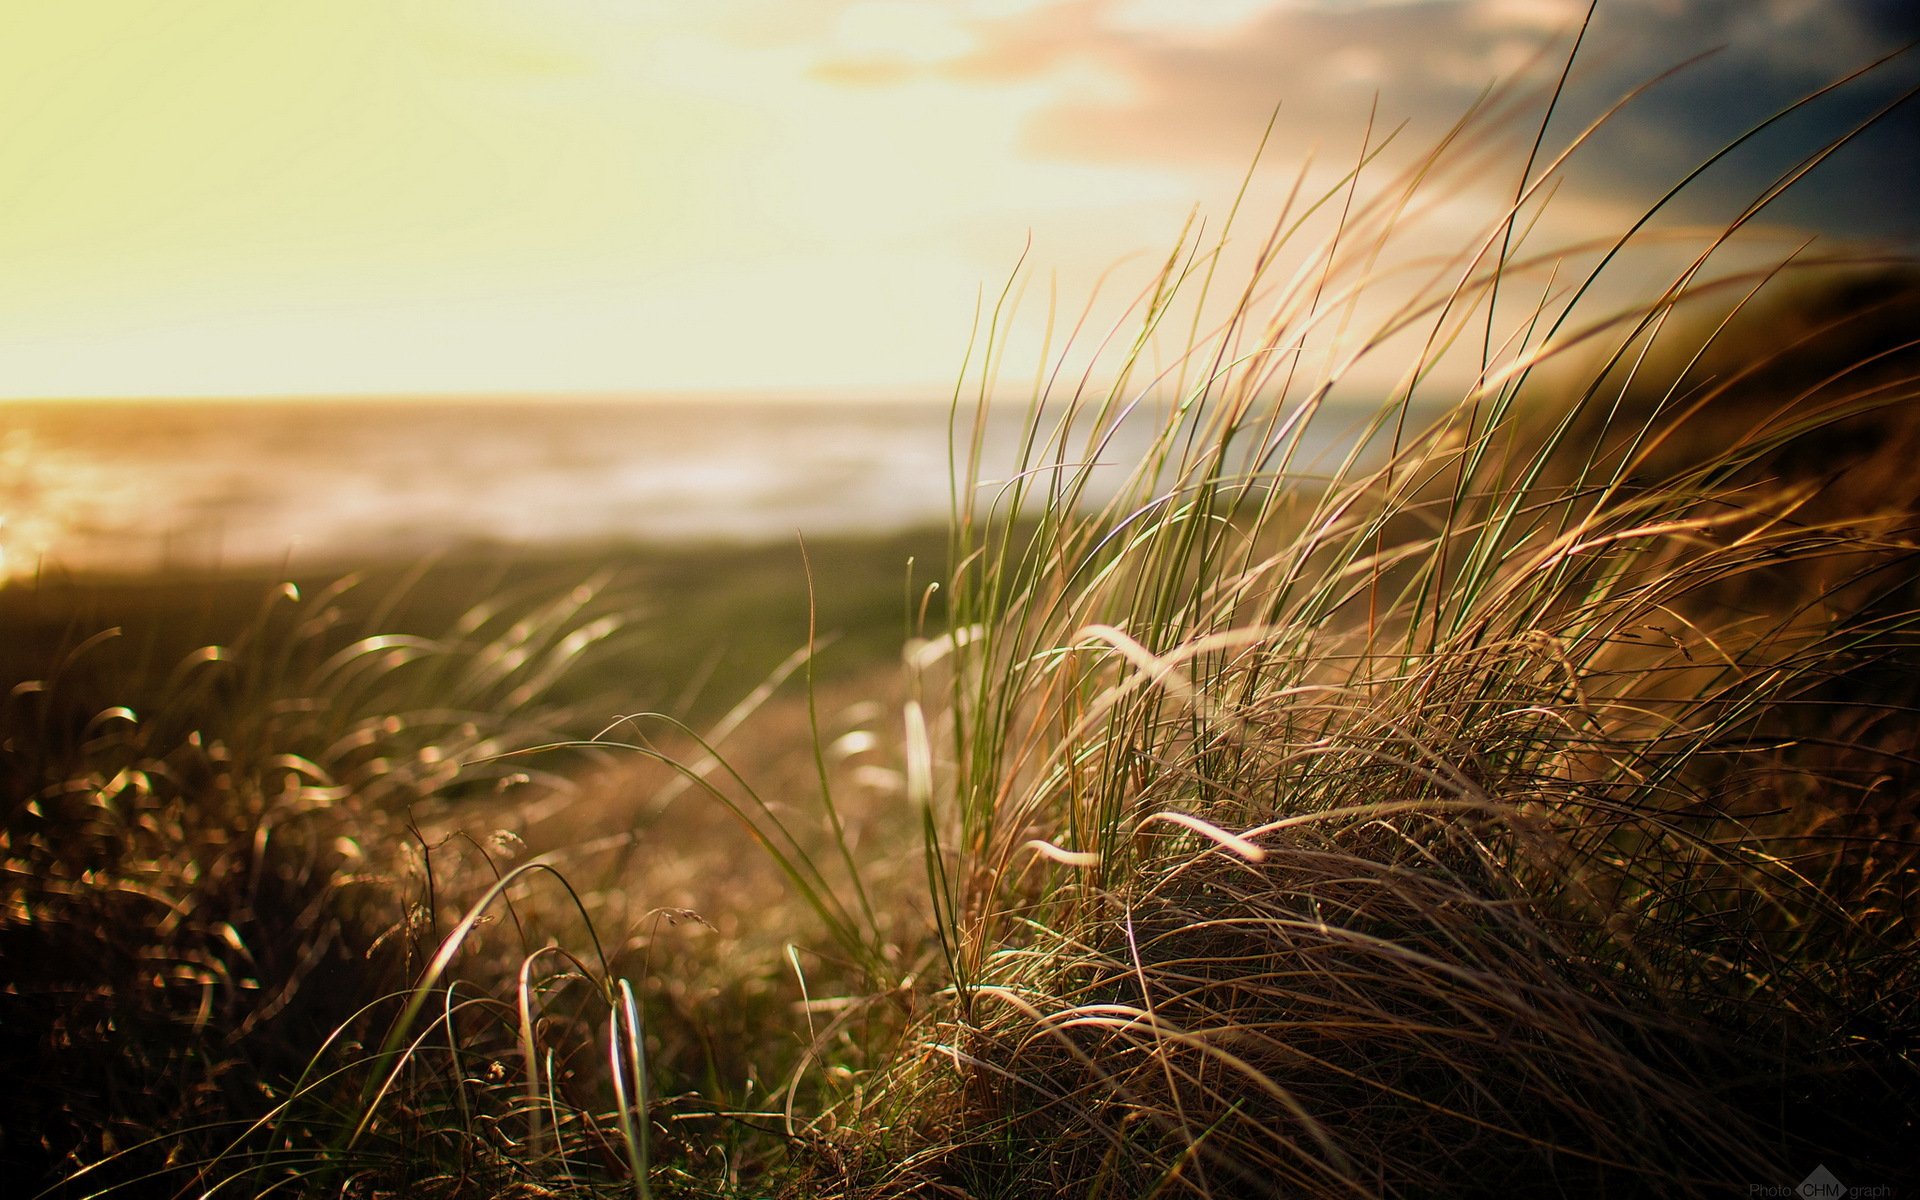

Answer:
[0,396,1362,579]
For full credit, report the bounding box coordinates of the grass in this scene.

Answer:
[1,534,939,1196]
[0,531,946,729]
[6,32,1920,1200]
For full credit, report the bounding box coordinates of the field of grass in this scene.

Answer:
[6,49,1920,1200]
[0,533,941,1194]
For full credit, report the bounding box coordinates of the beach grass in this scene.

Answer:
[5,38,1920,1200]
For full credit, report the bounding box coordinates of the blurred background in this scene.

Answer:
[1,0,1915,580]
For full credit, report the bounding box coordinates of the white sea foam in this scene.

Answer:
[0,395,1360,578]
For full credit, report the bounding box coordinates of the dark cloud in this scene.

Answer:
[1856,0,1920,45]
[952,0,1920,246]
[1549,1,1920,242]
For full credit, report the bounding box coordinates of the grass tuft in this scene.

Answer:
[813,36,1920,1198]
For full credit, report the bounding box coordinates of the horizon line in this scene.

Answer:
[0,384,966,406]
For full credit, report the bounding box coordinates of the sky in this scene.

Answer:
[0,0,1913,401]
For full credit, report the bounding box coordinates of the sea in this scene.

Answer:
[0,395,1369,580]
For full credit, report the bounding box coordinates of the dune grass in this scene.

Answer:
[6,33,1920,1200]
[816,95,1920,1194]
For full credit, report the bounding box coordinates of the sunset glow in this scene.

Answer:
[0,1,1912,399]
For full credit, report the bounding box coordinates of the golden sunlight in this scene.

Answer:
[0,0,1199,399]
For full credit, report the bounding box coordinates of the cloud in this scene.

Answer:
[927,0,1920,245]
[1548,1,1920,241]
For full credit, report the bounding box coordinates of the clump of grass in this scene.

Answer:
[0,571,646,1196]
[807,42,1920,1200]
